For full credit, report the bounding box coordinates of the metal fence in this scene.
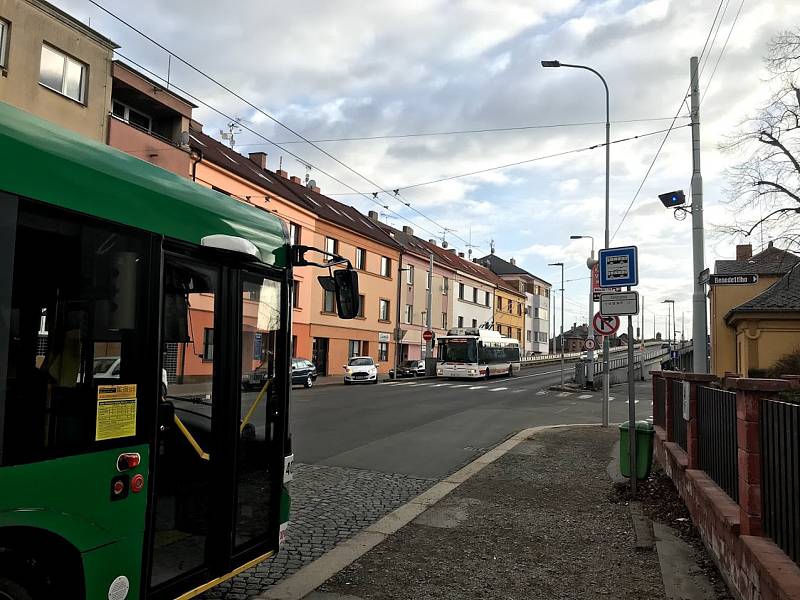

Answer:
[761,397,800,565]
[671,381,687,451]
[653,377,666,428]
[697,386,739,502]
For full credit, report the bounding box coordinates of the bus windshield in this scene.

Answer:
[438,338,478,363]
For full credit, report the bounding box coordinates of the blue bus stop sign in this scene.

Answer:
[598,246,638,287]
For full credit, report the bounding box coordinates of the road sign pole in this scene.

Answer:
[627,307,637,495]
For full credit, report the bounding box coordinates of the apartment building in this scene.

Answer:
[0,0,117,141]
[491,276,527,345]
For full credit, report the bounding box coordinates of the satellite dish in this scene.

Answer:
[307,179,317,189]
[179,131,190,147]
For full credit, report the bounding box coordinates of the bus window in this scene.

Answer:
[1,198,151,466]
[438,338,477,363]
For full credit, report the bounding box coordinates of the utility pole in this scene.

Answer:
[426,252,433,371]
[626,288,637,495]
[549,262,565,387]
[393,253,405,379]
[690,56,708,373]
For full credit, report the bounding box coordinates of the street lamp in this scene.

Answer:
[548,262,565,387]
[543,59,611,426]
[571,235,596,389]
[662,299,675,366]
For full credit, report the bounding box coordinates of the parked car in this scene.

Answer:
[389,359,425,379]
[291,358,317,388]
[344,356,378,384]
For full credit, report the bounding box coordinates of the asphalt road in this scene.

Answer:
[289,360,653,480]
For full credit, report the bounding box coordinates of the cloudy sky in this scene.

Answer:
[57,0,799,338]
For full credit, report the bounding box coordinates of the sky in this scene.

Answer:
[55,0,800,339]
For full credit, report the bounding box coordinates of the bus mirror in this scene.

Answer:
[333,268,360,319]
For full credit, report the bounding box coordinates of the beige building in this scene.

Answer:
[709,242,800,376]
[0,0,117,141]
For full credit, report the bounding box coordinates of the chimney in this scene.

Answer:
[472,258,478,263]
[248,152,267,169]
[510,257,516,266]
[276,169,288,179]
[736,244,752,260]
[428,239,437,245]
[368,210,379,221]
[458,252,465,258]
[290,175,302,184]
[768,240,774,248]
[402,225,414,235]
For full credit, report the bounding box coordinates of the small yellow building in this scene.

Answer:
[492,278,527,345]
[710,242,800,376]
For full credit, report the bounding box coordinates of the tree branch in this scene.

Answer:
[758,130,800,175]
[755,180,800,204]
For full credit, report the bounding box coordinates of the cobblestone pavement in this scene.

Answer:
[201,463,435,599]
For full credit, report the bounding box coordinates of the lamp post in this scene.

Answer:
[662,299,675,367]
[548,262,565,387]
[543,59,610,425]
[570,235,596,389]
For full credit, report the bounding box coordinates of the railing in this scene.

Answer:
[653,377,666,428]
[521,343,651,364]
[697,386,739,502]
[761,397,800,565]
[671,381,687,450]
[589,346,671,375]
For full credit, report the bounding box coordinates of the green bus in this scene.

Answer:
[0,101,358,599]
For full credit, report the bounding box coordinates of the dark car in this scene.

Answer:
[389,359,425,379]
[291,358,318,388]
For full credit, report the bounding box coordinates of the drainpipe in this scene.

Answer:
[190,148,203,181]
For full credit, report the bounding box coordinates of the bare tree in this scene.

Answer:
[721,29,800,250]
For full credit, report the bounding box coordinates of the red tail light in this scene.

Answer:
[131,474,145,493]
[117,453,141,471]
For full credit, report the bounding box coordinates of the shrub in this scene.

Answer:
[767,347,800,378]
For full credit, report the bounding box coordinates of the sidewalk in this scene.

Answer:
[263,426,685,600]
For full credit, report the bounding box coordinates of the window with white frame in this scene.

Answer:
[379,299,390,321]
[472,287,478,303]
[39,44,87,103]
[405,304,413,324]
[355,247,366,270]
[348,340,361,358]
[378,342,389,362]
[289,222,301,245]
[325,237,338,255]
[406,265,414,285]
[111,100,152,132]
[442,276,448,295]
[0,20,9,69]
[527,330,532,342]
[380,256,391,277]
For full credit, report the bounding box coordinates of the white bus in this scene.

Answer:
[436,328,521,379]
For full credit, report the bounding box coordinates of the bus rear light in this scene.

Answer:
[131,474,145,493]
[113,480,125,495]
[117,453,141,471]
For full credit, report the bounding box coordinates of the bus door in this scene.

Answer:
[147,253,285,599]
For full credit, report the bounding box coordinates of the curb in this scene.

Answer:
[257,423,603,600]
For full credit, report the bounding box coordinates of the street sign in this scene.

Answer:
[592,311,620,337]
[708,274,759,285]
[422,330,434,342]
[379,332,391,342]
[592,263,621,301]
[393,328,407,341]
[584,338,596,351]
[698,267,710,285]
[599,291,639,316]
[598,246,639,287]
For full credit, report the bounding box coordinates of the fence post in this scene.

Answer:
[681,373,718,470]
[663,371,680,443]
[651,371,661,426]
[726,377,792,537]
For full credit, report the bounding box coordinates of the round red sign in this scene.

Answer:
[592,311,620,337]
[423,330,434,342]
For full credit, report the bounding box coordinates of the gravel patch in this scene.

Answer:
[201,463,435,599]
[320,426,665,599]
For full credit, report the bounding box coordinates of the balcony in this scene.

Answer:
[108,116,190,177]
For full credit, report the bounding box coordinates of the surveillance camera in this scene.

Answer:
[658,190,686,208]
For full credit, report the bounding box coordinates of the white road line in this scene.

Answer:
[469,386,487,390]
[393,382,416,386]
[382,381,399,385]
[557,392,572,397]
[510,389,524,393]
[451,384,470,388]
[488,387,508,392]
[432,383,451,387]
[608,396,615,401]
[536,390,548,395]
[578,394,593,399]
[624,399,641,404]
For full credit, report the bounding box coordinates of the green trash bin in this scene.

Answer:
[619,421,655,479]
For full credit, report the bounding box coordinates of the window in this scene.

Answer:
[457,316,464,327]
[203,328,214,360]
[39,44,87,103]
[357,294,365,318]
[348,340,362,358]
[442,312,447,328]
[472,288,478,303]
[544,288,550,298]
[485,291,490,307]
[407,265,414,285]
[378,342,389,362]
[517,303,522,316]
[380,256,391,277]
[405,304,413,324]
[442,277,449,295]
[0,20,9,69]
[292,280,300,308]
[497,297,503,310]
[379,299,390,321]
[323,289,335,313]
[421,311,427,327]
[527,330,532,342]
[458,282,465,300]
[355,247,366,270]
[325,237,338,255]
[508,300,513,313]
[290,222,301,245]
[472,319,478,328]
[112,100,152,132]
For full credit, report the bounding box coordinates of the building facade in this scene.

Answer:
[491,279,526,344]
[0,0,117,141]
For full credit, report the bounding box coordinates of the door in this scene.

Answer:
[313,337,328,375]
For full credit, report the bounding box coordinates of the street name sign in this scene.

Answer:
[599,291,639,316]
[592,311,620,337]
[698,267,710,285]
[598,246,639,287]
[708,274,759,285]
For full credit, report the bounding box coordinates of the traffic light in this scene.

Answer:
[658,190,686,208]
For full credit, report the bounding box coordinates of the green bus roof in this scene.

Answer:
[0,101,288,266]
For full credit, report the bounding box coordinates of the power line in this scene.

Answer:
[86,0,474,249]
[701,0,746,105]
[698,0,731,80]
[328,123,690,195]
[233,116,687,146]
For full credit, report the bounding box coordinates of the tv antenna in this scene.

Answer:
[464,226,480,259]
[296,159,313,184]
[440,227,456,248]
[220,118,243,149]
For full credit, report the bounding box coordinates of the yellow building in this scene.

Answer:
[491,277,527,345]
[710,243,800,376]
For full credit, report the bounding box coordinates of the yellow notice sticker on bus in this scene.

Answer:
[96,384,137,441]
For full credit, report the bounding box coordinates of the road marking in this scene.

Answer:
[488,387,508,392]
[393,382,416,386]
[536,390,548,395]
[557,392,572,397]
[469,386,487,390]
[382,381,399,385]
[578,394,593,399]
[432,383,451,387]
[625,399,641,404]
[608,396,615,401]
[451,384,471,388]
